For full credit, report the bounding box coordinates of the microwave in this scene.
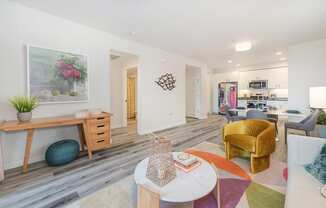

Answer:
[248,80,268,89]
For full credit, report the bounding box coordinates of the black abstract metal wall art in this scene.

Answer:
[155,73,176,91]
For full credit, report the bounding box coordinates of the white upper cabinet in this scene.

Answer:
[239,67,288,90]
[213,71,240,84]
[248,70,269,81]
[267,67,288,89]
[213,68,288,102]
[239,72,249,90]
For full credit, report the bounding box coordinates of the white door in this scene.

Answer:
[193,78,201,118]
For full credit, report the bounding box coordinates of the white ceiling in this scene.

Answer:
[16,0,326,71]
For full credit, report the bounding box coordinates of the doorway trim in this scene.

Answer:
[185,64,203,119]
[110,49,139,131]
[122,67,137,127]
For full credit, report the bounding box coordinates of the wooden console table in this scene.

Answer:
[0,112,111,174]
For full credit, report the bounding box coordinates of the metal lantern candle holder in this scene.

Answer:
[146,136,176,187]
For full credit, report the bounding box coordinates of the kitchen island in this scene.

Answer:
[234,108,308,122]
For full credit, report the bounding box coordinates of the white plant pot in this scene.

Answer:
[17,112,32,122]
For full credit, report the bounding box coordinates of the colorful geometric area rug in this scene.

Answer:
[67,141,286,208]
[188,142,287,208]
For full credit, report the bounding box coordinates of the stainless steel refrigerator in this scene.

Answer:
[218,82,238,114]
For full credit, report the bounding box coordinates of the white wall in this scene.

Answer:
[186,66,201,118]
[137,55,209,133]
[0,1,209,169]
[288,39,326,111]
[110,55,138,128]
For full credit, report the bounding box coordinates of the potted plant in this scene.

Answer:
[317,110,326,138]
[10,96,38,122]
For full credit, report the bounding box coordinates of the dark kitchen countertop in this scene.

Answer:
[267,98,288,101]
[238,97,288,101]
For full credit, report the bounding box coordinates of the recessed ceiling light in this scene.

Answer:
[130,31,136,36]
[236,64,241,67]
[235,41,252,52]
[275,51,283,56]
[227,60,233,64]
[280,57,287,61]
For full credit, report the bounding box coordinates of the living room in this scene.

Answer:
[0,1,326,208]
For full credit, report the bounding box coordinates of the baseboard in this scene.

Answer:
[111,124,126,129]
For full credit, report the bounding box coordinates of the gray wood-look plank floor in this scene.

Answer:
[0,115,298,208]
[0,116,228,208]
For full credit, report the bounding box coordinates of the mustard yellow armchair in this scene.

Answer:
[223,119,276,173]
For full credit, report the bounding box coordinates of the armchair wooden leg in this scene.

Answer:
[250,154,270,174]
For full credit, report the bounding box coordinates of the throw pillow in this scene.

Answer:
[304,144,326,184]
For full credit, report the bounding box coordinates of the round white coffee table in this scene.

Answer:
[134,152,217,208]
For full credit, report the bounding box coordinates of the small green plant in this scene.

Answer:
[51,90,60,96]
[69,91,78,97]
[10,96,38,113]
[317,110,326,125]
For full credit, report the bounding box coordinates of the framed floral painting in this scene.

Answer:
[27,46,89,103]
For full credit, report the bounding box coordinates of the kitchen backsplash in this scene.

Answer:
[239,88,288,98]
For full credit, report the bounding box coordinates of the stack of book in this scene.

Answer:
[174,152,201,172]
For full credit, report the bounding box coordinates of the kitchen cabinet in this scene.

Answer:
[239,67,288,90]
[239,70,268,90]
[214,68,289,113]
[279,101,288,110]
[267,68,288,89]
[239,72,247,90]
[214,71,240,83]
[238,100,247,108]
[247,70,269,81]
[267,100,288,110]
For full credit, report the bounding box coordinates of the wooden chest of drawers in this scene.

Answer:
[85,113,111,151]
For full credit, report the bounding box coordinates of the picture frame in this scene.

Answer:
[27,45,89,104]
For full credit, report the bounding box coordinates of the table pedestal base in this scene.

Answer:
[161,201,193,208]
[138,185,206,208]
[137,185,160,208]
